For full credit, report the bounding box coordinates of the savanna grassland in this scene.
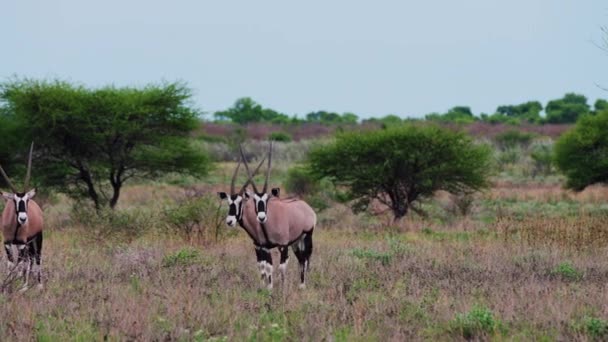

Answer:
[1,137,608,341]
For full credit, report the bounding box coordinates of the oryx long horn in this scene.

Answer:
[0,164,17,193]
[24,142,34,191]
[239,145,260,194]
[239,155,267,195]
[263,140,273,193]
[230,158,242,195]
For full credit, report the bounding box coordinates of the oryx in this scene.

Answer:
[240,143,317,289]
[217,153,278,289]
[0,143,44,290]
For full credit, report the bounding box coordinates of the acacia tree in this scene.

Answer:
[0,79,211,209]
[554,110,608,191]
[308,125,492,220]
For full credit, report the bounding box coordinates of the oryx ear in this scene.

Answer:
[26,188,36,199]
[1,192,13,200]
[271,188,280,197]
[218,192,228,200]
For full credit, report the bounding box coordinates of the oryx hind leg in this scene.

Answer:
[29,232,43,289]
[292,230,313,289]
[264,248,273,290]
[278,246,289,288]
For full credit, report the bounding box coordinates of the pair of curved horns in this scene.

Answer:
[239,141,272,194]
[230,147,266,195]
[0,142,34,194]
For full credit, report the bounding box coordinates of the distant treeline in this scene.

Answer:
[214,93,607,125]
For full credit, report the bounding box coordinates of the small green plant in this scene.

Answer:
[551,262,582,281]
[268,131,292,142]
[350,247,393,266]
[449,306,500,339]
[162,248,201,267]
[582,316,608,339]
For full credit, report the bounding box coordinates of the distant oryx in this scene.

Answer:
[239,143,317,289]
[0,143,44,290]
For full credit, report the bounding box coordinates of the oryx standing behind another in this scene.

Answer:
[217,154,279,288]
[1,143,44,290]
[240,143,317,289]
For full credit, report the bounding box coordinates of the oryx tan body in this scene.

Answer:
[0,142,44,290]
[259,197,316,246]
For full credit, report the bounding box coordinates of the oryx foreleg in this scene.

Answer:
[263,248,273,290]
[4,242,15,271]
[255,246,267,287]
[15,240,31,291]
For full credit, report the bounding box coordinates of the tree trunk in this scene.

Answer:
[78,165,100,210]
[392,201,409,222]
[109,183,121,209]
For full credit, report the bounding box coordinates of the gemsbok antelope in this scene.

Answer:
[0,143,44,290]
[240,143,317,289]
[217,153,279,289]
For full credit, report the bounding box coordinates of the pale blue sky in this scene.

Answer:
[2,1,607,119]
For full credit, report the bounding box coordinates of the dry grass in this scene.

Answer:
[1,159,608,341]
[1,207,608,340]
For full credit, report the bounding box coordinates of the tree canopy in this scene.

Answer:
[307,124,492,220]
[0,79,211,209]
[214,97,294,124]
[545,93,590,124]
[554,110,608,191]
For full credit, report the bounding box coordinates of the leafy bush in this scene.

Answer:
[530,142,554,177]
[494,130,537,150]
[268,131,292,142]
[449,306,501,339]
[71,205,156,242]
[284,166,319,196]
[162,192,224,242]
[554,110,608,190]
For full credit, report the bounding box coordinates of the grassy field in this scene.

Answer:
[1,141,608,341]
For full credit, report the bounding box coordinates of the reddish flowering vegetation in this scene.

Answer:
[199,121,573,142]
[461,122,572,139]
[198,122,337,141]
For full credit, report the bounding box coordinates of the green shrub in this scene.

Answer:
[350,247,393,266]
[494,130,537,150]
[554,110,608,190]
[268,131,292,142]
[530,143,554,177]
[551,262,582,281]
[582,316,608,339]
[162,248,201,267]
[162,193,224,242]
[71,205,156,241]
[284,166,319,196]
[450,306,500,339]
